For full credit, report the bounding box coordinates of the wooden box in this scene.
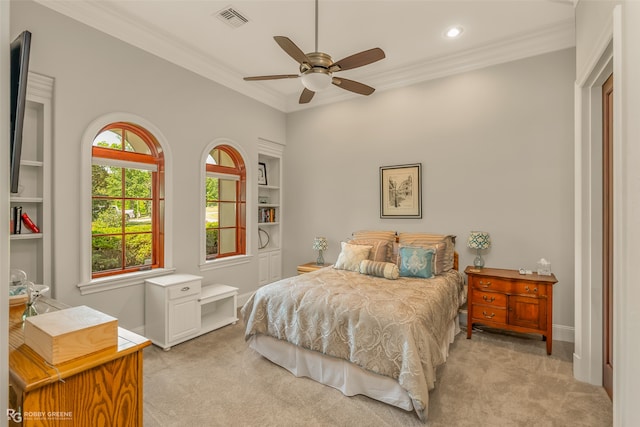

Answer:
[24,305,118,365]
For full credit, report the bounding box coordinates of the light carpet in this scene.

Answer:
[143,319,612,427]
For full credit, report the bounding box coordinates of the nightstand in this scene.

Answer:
[297,262,332,275]
[465,266,558,355]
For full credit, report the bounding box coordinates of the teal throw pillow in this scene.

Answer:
[399,246,434,278]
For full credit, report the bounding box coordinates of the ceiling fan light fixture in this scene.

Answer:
[445,26,464,39]
[301,69,332,91]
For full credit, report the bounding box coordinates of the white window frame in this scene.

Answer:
[78,113,174,295]
[200,138,253,271]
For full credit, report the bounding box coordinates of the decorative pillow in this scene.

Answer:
[352,230,396,262]
[398,233,455,273]
[348,239,389,262]
[399,246,435,278]
[334,242,373,272]
[359,260,399,280]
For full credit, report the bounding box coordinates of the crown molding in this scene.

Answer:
[34,1,574,114]
[285,18,576,112]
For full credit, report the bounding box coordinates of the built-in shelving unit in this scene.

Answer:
[9,72,53,289]
[257,139,284,286]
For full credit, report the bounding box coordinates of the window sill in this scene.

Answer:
[199,254,252,271]
[77,267,176,295]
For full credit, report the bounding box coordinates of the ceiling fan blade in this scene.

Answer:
[332,77,375,96]
[274,36,310,65]
[299,88,315,104]
[331,48,385,72]
[244,74,299,81]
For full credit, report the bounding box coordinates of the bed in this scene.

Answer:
[241,231,466,420]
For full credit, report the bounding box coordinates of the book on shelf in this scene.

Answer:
[11,206,22,234]
[259,207,276,223]
[21,212,40,233]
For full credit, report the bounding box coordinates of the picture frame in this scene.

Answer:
[258,162,268,185]
[380,163,422,219]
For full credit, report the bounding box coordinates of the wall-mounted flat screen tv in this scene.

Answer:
[10,30,31,194]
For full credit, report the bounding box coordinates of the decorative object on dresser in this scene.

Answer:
[465,266,558,355]
[297,261,332,275]
[380,163,422,218]
[467,231,491,269]
[312,236,328,265]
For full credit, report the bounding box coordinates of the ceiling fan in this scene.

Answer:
[243,0,385,104]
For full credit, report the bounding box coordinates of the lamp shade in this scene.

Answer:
[312,237,328,251]
[467,231,491,250]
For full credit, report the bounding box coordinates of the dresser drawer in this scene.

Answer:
[471,305,507,324]
[168,281,201,300]
[470,276,511,293]
[512,282,547,297]
[472,290,508,307]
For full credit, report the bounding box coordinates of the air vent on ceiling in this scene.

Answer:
[216,6,249,28]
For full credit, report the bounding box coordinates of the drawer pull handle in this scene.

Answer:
[181,286,190,292]
[482,311,496,319]
[524,286,538,293]
[482,295,495,303]
[479,280,492,288]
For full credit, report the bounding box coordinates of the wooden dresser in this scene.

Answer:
[465,266,558,355]
[8,298,151,426]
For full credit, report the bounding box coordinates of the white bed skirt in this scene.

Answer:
[248,314,461,414]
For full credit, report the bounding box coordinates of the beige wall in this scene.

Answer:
[10,0,287,330]
[285,48,576,331]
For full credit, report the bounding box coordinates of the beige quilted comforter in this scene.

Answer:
[242,267,466,419]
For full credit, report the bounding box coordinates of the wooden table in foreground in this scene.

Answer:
[8,297,151,426]
[465,266,558,355]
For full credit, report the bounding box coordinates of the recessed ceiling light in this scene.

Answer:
[444,26,464,39]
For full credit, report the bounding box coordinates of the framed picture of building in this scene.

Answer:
[380,163,422,218]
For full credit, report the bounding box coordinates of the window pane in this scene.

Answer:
[219,150,235,167]
[92,165,122,197]
[93,129,122,150]
[219,202,236,227]
[220,179,237,201]
[125,201,152,233]
[124,130,152,154]
[92,200,123,234]
[125,167,152,198]
[206,229,218,258]
[220,228,236,254]
[92,235,122,272]
[125,233,152,268]
[206,177,219,201]
[206,202,218,226]
[206,153,217,166]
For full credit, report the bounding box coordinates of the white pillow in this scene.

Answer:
[334,242,372,272]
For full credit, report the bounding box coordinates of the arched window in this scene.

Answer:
[205,145,246,260]
[91,122,164,278]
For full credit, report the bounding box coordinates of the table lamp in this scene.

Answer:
[313,237,328,265]
[467,231,491,269]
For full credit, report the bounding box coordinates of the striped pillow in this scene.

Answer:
[348,239,389,262]
[398,233,455,273]
[352,230,396,262]
[359,260,399,280]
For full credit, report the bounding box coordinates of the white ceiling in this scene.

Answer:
[34,0,575,112]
